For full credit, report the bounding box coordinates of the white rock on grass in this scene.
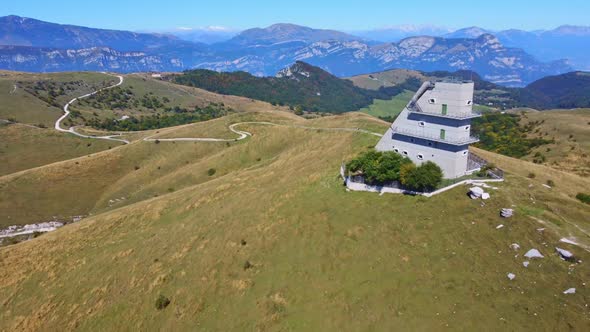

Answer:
[524,249,544,259]
[555,247,574,260]
[496,224,504,229]
[469,187,484,199]
[510,243,520,250]
[563,288,576,294]
[482,192,491,200]
[523,261,530,267]
[507,273,516,280]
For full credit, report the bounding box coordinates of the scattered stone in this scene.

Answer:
[496,224,504,229]
[507,273,516,280]
[500,208,513,218]
[469,187,484,199]
[536,228,545,232]
[560,238,578,246]
[542,184,552,189]
[524,249,544,259]
[482,192,490,200]
[556,247,574,261]
[510,243,520,250]
[563,288,576,294]
[523,261,530,267]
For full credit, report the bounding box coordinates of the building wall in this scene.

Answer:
[375,81,476,179]
[417,82,474,116]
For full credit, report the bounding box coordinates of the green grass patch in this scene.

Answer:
[359,90,413,119]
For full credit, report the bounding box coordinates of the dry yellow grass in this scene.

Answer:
[1,111,590,330]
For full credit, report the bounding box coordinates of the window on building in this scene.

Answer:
[428,98,436,104]
[466,100,473,105]
[428,142,433,147]
[419,121,425,127]
[394,148,399,153]
[417,154,424,160]
[440,129,446,140]
[463,151,468,155]
[410,138,415,143]
[402,150,408,156]
[465,125,470,131]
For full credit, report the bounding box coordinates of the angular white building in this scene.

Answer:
[375,80,481,179]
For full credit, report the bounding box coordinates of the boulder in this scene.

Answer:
[563,288,576,294]
[555,247,574,261]
[507,273,516,280]
[524,249,544,259]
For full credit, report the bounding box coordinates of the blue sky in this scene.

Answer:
[2,0,589,32]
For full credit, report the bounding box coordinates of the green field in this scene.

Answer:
[359,90,414,119]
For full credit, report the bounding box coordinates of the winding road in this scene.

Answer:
[55,74,383,145]
[55,75,129,144]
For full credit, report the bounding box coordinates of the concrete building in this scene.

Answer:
[375,80,481,178]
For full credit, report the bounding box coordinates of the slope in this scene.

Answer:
[1,112,589,331]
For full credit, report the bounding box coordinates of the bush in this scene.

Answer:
[207,168,216,176]
[527,172,536,179]
[576,193,590,204]
[399,161,443,192]
[155,295,170,310]
[347,150,412,184]
[547,180,555,187]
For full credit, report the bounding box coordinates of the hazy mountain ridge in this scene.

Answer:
[0,16,578,86]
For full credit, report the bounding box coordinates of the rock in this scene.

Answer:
[496,224,504,229]
[523,261,529,267]
[482,192,490,200]
[563,288,576,294]
[524,249,544,259]
[555,247,574,261]
[507,273,516,280]
[510,243,520,250]
[469,187,484,199]
[500,208,513,218]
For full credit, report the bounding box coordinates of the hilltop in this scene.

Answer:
[1,108,590,330]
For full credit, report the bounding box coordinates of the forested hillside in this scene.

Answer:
[171,62,420,113]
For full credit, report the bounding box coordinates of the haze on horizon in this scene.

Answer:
[1,0,589,33]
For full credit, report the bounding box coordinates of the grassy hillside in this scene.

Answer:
[1,111,590,330]
[0,122,115,176]
[347,69,427,90]
[0,71,117,126]
[0,71,290,176]
[519,109,590,176]
[358,90,414,120]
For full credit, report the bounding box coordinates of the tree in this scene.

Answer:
[400,161,443,192]
[347,150,412,184]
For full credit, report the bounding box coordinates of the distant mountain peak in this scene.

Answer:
[225,23,361,46]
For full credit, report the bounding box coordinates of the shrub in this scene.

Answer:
[547,180,555,187]
[576,193,590,204]
[347,150,412,184]
[207,168,216,176]
[243,260,253,270]
[134,166,140,170]
[399,161,443,192]
[155,295,170,310]
[527,172,536,179]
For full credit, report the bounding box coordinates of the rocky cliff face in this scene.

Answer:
[0,16,573,86]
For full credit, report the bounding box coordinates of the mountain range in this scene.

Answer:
[0,15,584,86]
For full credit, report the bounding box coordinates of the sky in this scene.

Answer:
[2,0,589,32]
